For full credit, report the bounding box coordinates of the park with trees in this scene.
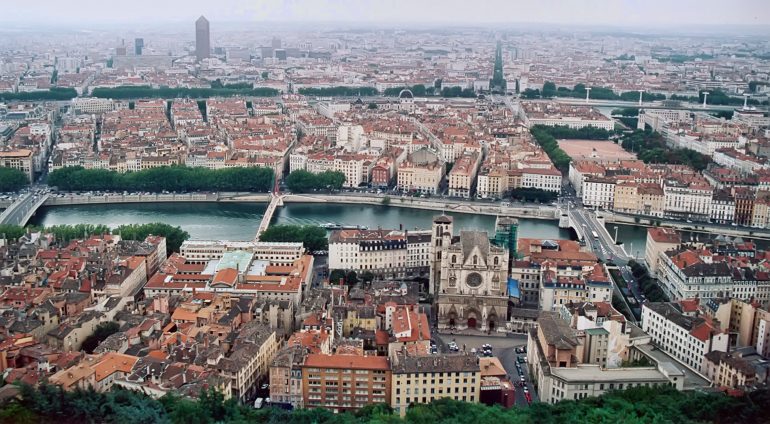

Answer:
[619,129,710,171]
[1,383,766,424]
[47,165,274,193]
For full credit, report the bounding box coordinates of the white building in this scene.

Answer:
[641,302,729,373]
[582,177,616,209]
[521,167,562,193]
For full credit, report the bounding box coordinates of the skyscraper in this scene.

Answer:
[195,16,210,62]
[134,38,144,56]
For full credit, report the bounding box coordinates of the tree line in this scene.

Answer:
[91,86,278,99]
[619,129,710,171]
[529,125,574,171]
[0,222,190,253]
[2,383,766,424]
[47,166,274,193]
[383,84,432,96]
[670,89,768,107]
[521,82,666,102]
[628,260,669,302]
[285,170,346,192]
[259,224,328,251]
[0,167,29,191]
[297,86,378,97]
[0,88,78,101]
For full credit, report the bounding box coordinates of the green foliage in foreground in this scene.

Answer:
[259,224,328,251]
[3,383,768,424]
[0,222,189,253]
[0,167,29,191]
[47,165,274,192]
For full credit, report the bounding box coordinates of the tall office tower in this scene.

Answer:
[195,16,210,61]
[134,38,144,55]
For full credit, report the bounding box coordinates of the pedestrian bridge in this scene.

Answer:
[254,193,284,241]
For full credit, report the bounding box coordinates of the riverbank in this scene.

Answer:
[230,193,559,220]
[34,191,559,221]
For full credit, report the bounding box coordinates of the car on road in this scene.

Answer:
[260,383,269,390]
[517,356,525,364]
[254,398,264,409]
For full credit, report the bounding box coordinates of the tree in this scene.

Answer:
[43,224,111,243]
[81,321,120,353]
[47,165,274,193]
[329,269,346,285]
[0,167,29,191]
[0,88,77,101]
[297,86,378,97]
[261,71,269,79]
[91,86,278,99]
[113,223,190,254]
[0,224,27,241]
[285,170,345,193]
[361,271,375,283]
[259,224,328,251]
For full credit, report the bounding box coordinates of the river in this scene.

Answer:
[30,202,573,241]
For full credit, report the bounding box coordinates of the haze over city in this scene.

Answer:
[2,0,770,29]
[0,1,770,423]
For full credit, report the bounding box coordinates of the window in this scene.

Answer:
[452,255,457,264]
[473,255,478,265]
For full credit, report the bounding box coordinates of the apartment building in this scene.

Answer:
[397,148,445,194]
[447,152,480,198]
[302,354,391,413]
[583,177,616,209]
[641,302,729,372]
[390,353,480,416]
[521,167,561,193]
[0,148,34,181]
[528,312,683,404]
[644,228,681,278]
[657,249,734,301]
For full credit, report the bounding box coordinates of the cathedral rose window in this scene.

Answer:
[466,272,483,288]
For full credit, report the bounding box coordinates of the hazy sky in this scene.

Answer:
[3,0,770,27]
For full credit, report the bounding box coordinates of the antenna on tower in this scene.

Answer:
[585,87,592,104]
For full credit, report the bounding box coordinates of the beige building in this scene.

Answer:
[397,148,445,194]
[447,152,480,198]
[390,353,480,417]
[644,228,681,278]
[269,345,307,408]
[217,322,280,403]
[0,148,34,181]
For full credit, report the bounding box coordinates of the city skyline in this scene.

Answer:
[1,0,769,30]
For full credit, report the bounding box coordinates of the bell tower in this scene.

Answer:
[429,214,453,295]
